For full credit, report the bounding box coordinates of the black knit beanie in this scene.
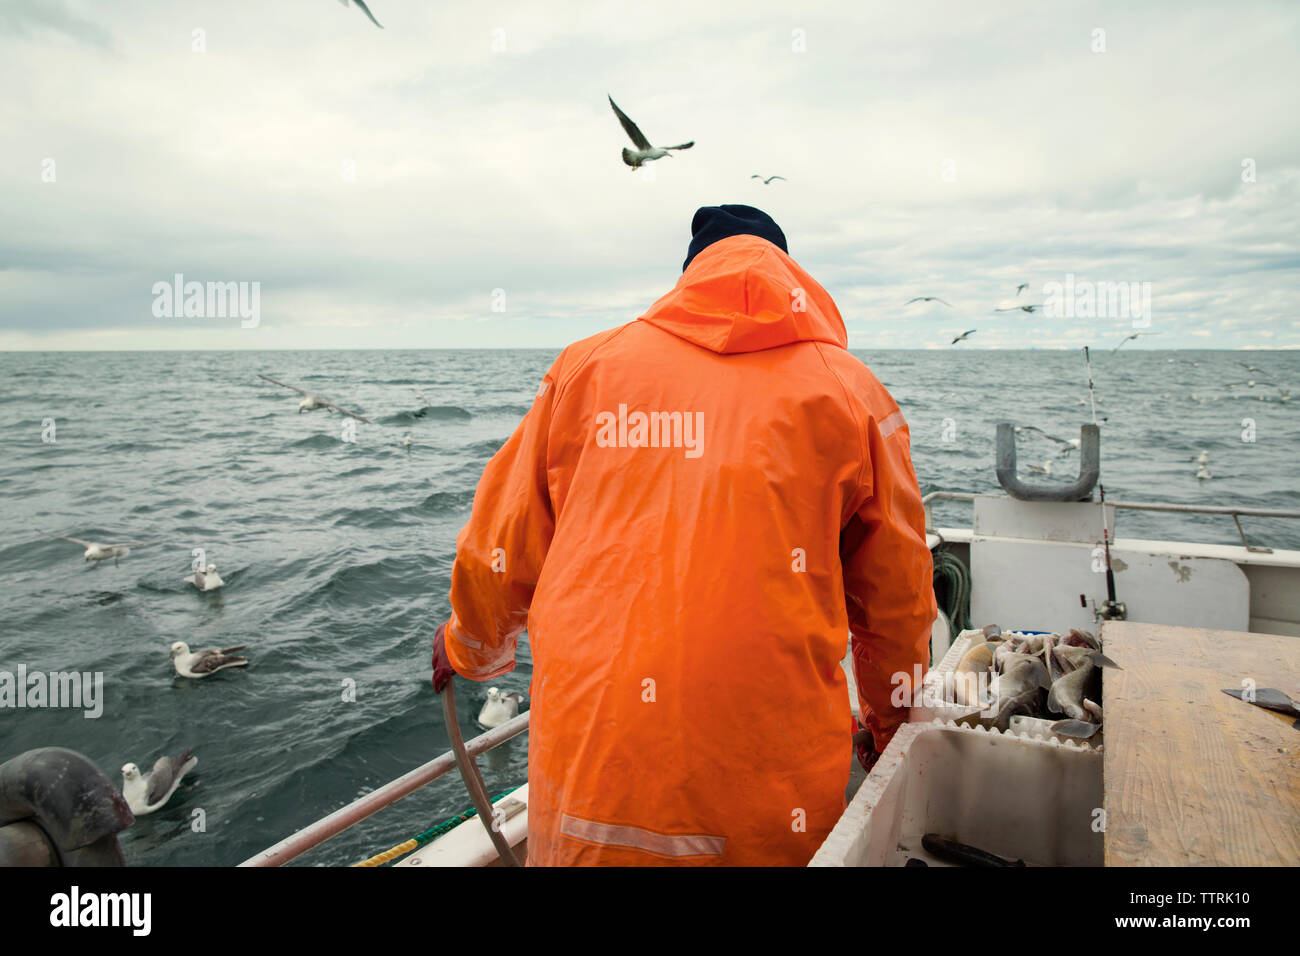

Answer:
[682,205,788,272]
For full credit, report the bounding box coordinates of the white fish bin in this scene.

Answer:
[811,721,1103,867]
[816,627,1107,867]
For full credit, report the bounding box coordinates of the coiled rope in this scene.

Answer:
[932,547,971,635]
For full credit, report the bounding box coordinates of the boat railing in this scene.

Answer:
[239,710,530,867]
[923,491,1300,553]
[247,492,1300,866]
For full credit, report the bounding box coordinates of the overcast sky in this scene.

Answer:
[2,0,1297,350]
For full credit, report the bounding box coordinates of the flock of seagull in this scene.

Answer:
[907,285,1177,353]
[919,282,1045,346]
[33,368,514,816]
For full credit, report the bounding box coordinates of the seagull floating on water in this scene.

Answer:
[169,641,248,679]
[183,563,224,592]
[906,296,952,307]
[38,530,161,568]
[608,95,694,168]
[258,374,372,423]
[1224,380,1276,389]
[121,750,197,816]
[950,329,977,345]
[477,687,524,729]
[751,174,786,184]
[339,0,382,28]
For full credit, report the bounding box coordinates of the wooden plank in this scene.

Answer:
[1102,621,1300,866]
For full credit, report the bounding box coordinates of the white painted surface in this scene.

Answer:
[973,496,1115,544]
[398,784,529,868]
[810,722,1102,866]
[971,537,1250,633]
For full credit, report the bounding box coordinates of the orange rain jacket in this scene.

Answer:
[445,234,936,866]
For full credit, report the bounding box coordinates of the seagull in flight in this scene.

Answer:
[1235,360,1265,374]
[995,304,1042,313]
[950,329,977,345]
[751,174,786,184]
[1015,425,1082,453]
[608,95,694,168]
[1113,331,1162,351]
[906,296,952,307]
[339,0,383,29]
[169,642,249,679]
[1015,283,1030,296]
[258,374,372,423]
[38,530,161,568]
[121,750,198,816]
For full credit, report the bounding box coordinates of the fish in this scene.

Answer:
[953,641,999,706]
[993,640,1027,672]
[1050,718,1100,739]
[987,656,1050,730]
[1047,660,1101,720]
[991,686,1046,732]
[1063,628,1099,650]
[1053,645,1121,673]
[921,833,1026,868]
[1220,687,1300,718]
[1043,634,1063,681]
[995,654,1051,692]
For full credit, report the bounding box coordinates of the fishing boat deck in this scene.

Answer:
[1102,621,1300,866]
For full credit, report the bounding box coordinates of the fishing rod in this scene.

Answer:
[1084,347,1126,621]
[1096,483,1125,620]
[1083,345,1099,426]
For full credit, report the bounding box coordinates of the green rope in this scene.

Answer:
[353,784,525,866]
[413,784,522,847]
[932,548,972,637]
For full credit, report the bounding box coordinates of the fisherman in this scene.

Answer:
[431,205,936,866]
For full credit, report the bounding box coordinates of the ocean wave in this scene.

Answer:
[378,405,473,425]
[290,433,347,449]
[464,438,507,458]
[327,505,416,528]
[416,489,476,514]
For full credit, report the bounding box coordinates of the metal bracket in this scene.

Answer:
[1232,514,1273,554]
[996,423,1100,502]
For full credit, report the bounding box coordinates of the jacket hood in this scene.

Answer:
[639,235,848,354]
